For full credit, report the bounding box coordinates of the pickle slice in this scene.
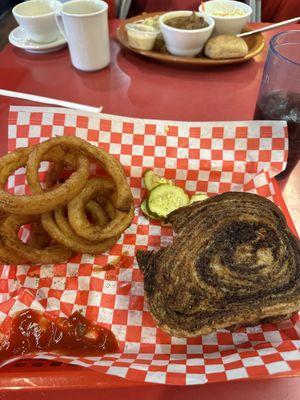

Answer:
[140,199,159,220]
[147,184,189,218]
[143,170,173,191]
[189,192,209,204]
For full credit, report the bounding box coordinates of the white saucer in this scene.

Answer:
[9,26,67,54]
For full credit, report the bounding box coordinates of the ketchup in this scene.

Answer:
[0,310,118,360]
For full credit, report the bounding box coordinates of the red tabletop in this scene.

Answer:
[0,20,300,399]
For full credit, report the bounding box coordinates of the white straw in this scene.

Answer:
[238,17,300,37]
[0,89,103,113]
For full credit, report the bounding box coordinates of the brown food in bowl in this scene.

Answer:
[165,12,208,30]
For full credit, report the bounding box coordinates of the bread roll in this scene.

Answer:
[204,34,248,59]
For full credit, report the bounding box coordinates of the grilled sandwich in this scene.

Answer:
[137,192,300,337]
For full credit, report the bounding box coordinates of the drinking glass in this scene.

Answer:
[254,30,300,179]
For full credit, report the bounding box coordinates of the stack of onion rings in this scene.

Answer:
[0,136,134,265]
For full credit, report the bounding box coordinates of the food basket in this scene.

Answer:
[1,106,300,389]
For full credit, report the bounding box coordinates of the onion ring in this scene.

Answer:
[45,161,65,189]
[68,177,134,241]
[0,239,28,264]
[41,207,119,255]
[27,222,52,249]
[0,211,27,264]
[0,147,32,189]
[95,194,117,220]
[85,200,109,226]
[0,146,89,215]
[41,159,120,255]
[45,160,110,227]
[0,146,77,189]
[0,214,73,264]
[26,136,133,211]
[0,136,134,264]
[44,151,81,189]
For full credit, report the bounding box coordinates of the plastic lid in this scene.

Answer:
[125,23,160,36]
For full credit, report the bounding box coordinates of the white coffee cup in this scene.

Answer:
[12,0,62,44]
[56,0,110,71]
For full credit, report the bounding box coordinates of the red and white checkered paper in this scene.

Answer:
[0,106,300,385]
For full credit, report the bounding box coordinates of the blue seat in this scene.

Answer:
[0,0,23,18]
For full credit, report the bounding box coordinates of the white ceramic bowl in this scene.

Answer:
[199,0,252,36]
[159,11,215,57]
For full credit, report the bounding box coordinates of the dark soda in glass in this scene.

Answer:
[254,90,300,179]
[254,31,300,179]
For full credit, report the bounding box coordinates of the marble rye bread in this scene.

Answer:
[136,192,300,337]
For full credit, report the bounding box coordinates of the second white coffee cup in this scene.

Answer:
[56,0,110,71]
